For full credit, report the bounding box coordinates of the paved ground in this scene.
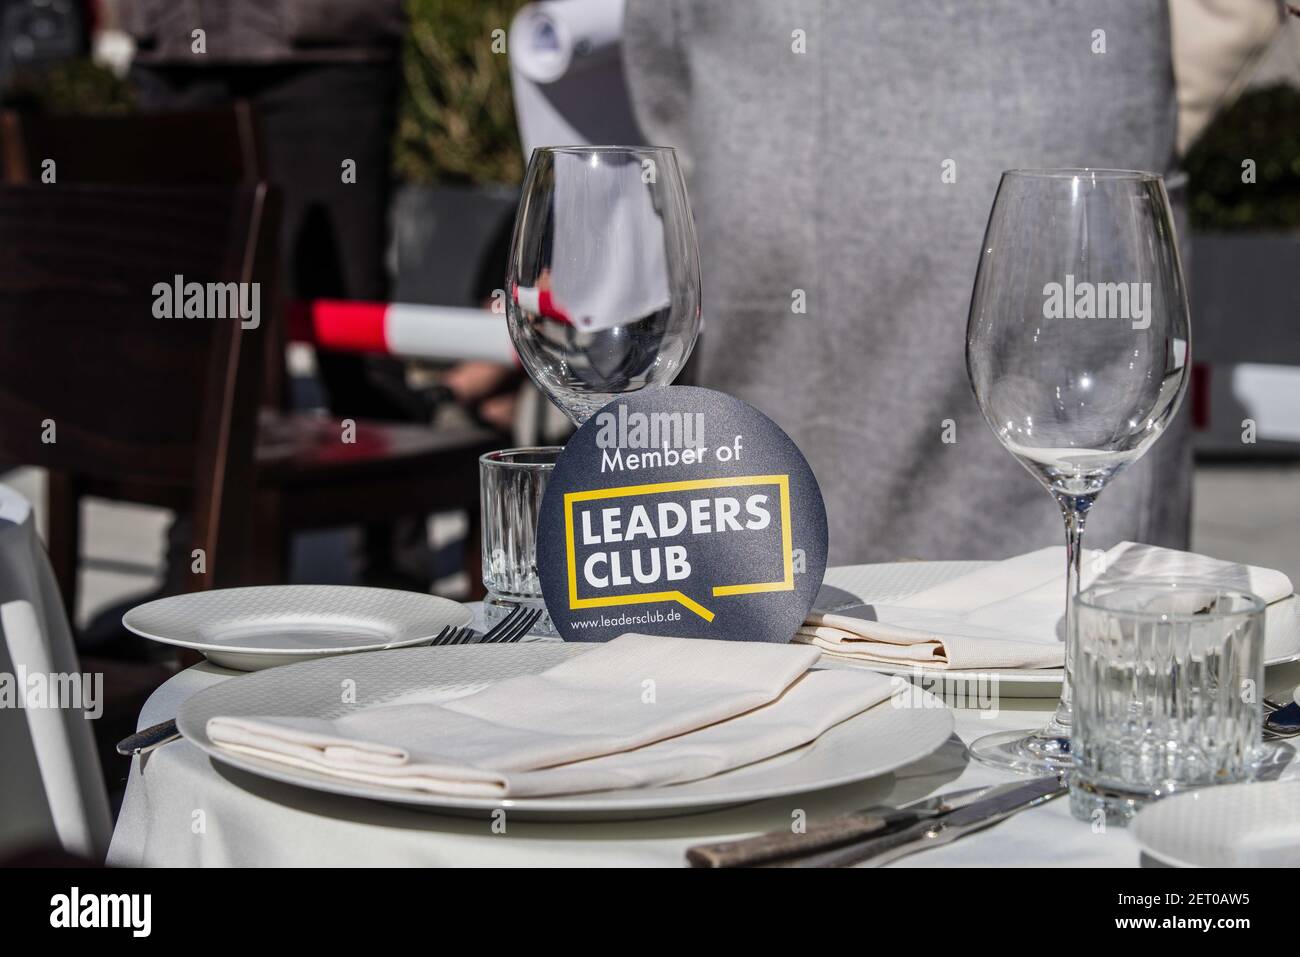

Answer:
[1191,462,1300,588]
[4,462,1298,629]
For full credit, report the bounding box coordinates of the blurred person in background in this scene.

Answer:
[622,0,1284,565]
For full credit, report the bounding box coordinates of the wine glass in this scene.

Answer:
[965,169,1191,774]
[506,146,701,425]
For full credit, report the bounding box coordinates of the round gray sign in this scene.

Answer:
[537,386,828,643]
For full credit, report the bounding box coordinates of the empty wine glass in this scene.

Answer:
[965,169,1192,774]
[506,146,702,425]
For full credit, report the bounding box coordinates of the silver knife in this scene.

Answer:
[116,718,181,756]
[771,774,1066,868]
[686,783,1004,868]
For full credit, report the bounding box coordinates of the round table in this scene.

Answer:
[106,612,1300,868]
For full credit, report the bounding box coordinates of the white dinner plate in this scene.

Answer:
[177,643,955,820]
[818,562,1300,699]
[124,585,473,671]
[1132,781,1300,867]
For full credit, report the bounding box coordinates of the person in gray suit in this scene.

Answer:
[622,0,1194,565]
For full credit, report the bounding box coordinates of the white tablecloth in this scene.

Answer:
[107,609,1300,868]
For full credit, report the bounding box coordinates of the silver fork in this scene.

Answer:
[430,605,543,646]
[480,605,543,643]
[430,624,475,646]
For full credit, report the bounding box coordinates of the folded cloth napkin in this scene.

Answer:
[207,633,895,798]
[797,542,1295,671]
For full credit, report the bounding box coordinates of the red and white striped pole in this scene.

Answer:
[286,300,518,365]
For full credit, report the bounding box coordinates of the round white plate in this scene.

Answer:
[124,585,473,671]
[177,643,955,820]
[818,562,1300,698]
[1132,781,1300,867]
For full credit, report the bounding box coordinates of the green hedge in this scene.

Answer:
[394,0,528,187]
[0,0,529,188]
[2,60,133,115]
[1184,84,1300,231]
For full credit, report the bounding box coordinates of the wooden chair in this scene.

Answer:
[0,104,264,187]
[1,108,500,603]
[0,180,276,608]
[0,105,287,409]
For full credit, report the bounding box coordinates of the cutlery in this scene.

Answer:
[431,605,543,642]
[484,606,543,643]
[431,624,475,646]
[431,606,542,645]
[770,774,1066,868]
[1261,691,1300,738]
[116,717,182,756]
[1264,700,1300,739]
[686,783,1000,868]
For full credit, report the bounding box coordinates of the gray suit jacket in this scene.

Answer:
[623,0,1192,565]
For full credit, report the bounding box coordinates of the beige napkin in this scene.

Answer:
[798,542,1295,671]
[207,633,895,798]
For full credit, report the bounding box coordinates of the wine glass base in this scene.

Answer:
[968,728,1073,776]
[1253,738,1296,775]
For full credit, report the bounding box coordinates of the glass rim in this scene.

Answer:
[533,144,678,155]
[1075,576,1267,621]
[1002,167,1162,182]
[479,446,563,470]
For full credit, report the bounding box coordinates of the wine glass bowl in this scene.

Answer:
[506,146,702,425]
[965,169,1191,773]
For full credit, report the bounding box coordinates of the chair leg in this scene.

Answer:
[251,488,289,585]
[45,470,80,621]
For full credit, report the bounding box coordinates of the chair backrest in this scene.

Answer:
[0,182,277,588]
[0,485,111,861]
[0,105,287,407]
[0,103,263,185]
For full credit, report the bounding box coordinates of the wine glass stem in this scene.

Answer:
[1049,493,1094,736]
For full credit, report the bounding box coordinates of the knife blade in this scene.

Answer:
[770,774,1066,868]
[116,718,181,756]
[1264,701,1300,738]
[685,783,1002,868]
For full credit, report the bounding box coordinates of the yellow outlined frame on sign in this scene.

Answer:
[563,475,795,622]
